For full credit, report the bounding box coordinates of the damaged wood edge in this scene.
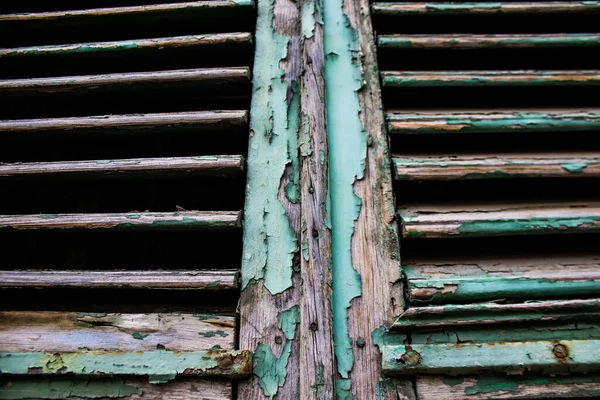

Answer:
[382,340,600,376]
[0,350,252,382]
[371,2,600,15]
[0,269,239,290]
[392,299,600,330]
[0,33,253,57]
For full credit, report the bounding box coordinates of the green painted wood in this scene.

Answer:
[371,2,600,16]
[392,153,600,181]
[0,350,252,382]
[378,34,600,49]
[381,70,600,87]
[399,202,600,238]
[382,340,600,375]
[392,299,600,330]
[386,110,600,134]
[0,33,252,58]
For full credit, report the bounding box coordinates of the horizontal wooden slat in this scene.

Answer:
[415,374,600,399]
[0,111,248,133]
[393,299,600,330]
[0,349,252,380]
[399,202,600,238]
[381,70,600,87]
[0,67,250,94]
[0,0,253,22]
[382,339,600,375]
[0,270,238,290]
[386,109,600,134]
[0,32,252,58]
[371,2,600,15]
[0,155,245,178]
[0,311,235,352]
[0,211,242,231]
[0,378,233,400]
[405,256,600,304]
[378,33,600,49]
[393,153,600,181]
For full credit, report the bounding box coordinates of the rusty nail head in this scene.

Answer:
[396,350,421,366]
[310,322,318,332]
[356,338,366,348]
[553,343,569,359]
[275,336,283,344]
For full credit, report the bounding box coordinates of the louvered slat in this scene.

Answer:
[371,2,600,15]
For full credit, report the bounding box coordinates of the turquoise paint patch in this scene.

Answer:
[301,1,316,39]
[561,162,588,173]
[457,217,600,236]
[336,379,353,400]
[132,332,149,340]
[0,378,142,399]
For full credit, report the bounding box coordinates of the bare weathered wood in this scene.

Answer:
[382,70,600,87]
[0,111,248,133]
[378,33,600,49]
[393,299,600,331]
[393,153,600,181]
[399,202,600,238]
[416,374,600,399]
[0,33,253,57]
[0,311,235,352]
[371,2,600,15]
[405,256,600,304]
[0,0,253,21]
[0,67,250,93]
[0,211,242,231]
[0,155,245,178]
[386,109,600,134]
[0,270,238,290]
[0,378,233,400]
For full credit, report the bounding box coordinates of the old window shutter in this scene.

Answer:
[371,1,600,398]
[0,1,254,398]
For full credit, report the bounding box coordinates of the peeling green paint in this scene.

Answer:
[335,379,353,400]
[301,1,316,39]
[254,305,300,399]
[131,332,149,340]
[463,374,600,396]
[457,216,600,236]
[379,34,600,49]
[561,162,588,173]
[324,0,366,382]
[198,330,229,338]
[0,378,142,399]
[241,0,299,294]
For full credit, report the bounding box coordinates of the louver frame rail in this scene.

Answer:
[371,2,600,15]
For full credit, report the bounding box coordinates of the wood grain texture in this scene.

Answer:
[399,202,600,238]
[0,211,242,231]
[416,374,600,399]
[371,2,600,15]
[382,70,600,87]
[0,377,233,400]
[0,155,245,178]
[0,311,235,352]
[0,33,253,57]
[0,68,250,93]
[393,153,600,181]
[0,111,248,133]
[0,270,238,290]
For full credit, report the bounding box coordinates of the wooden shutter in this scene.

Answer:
[0,2,253,398]
[371,2,600,398]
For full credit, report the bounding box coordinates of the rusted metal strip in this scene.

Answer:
[371,2,600,15]
[393,153,600,181]
[381,70,600,87]
[392,299,600,331]
[0,350,252,381]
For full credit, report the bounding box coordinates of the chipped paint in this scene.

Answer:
[241,0,300,294]
[301,1,316,40]
[324,0,366,382]
[0,378,142,399]
[457,216,600,236]
[131,332,149,340]
[253,306,300,399]
[561,162,588,173]
[371,2,600,15]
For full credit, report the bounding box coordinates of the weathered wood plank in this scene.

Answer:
[393,299,600,330]
[0,33,252,57]
[371,2,600,15]
[405,256,600,304]
[0,350,252,380]
[386,109,600,134]
[0,311,235,352]
[399,202,600,238]
[0,67,250,93]
[0,111,248,133]
[0,270,238,290]
[0,0,253,21]
[382,340,600,375]
[0,377,233,400]
[415,374,600,399]
[378,34,600,49]
[381,70,600,87]
[393,153,600,181]
[0,211,242,231]
[0,155,245,178]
